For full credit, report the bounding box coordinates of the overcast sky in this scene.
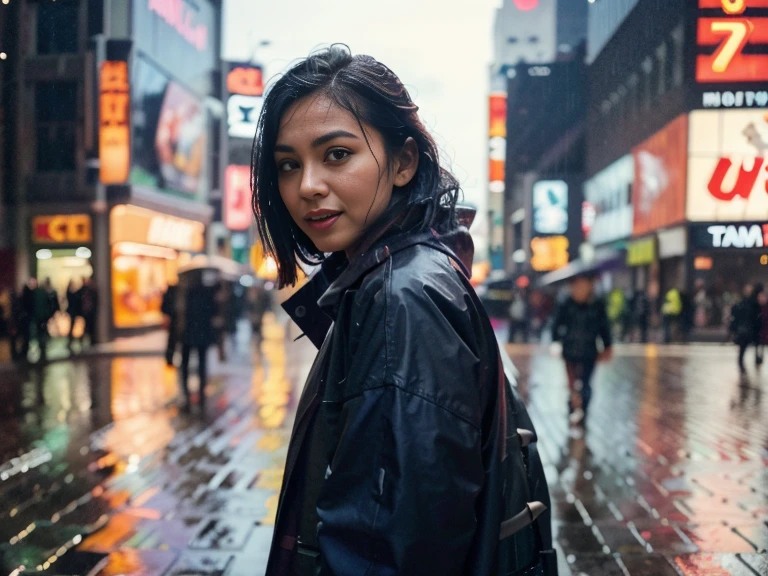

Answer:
[223,0,501,254]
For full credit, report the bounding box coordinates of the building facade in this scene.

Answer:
[5,0,224,341]
[488,0,587,277]
[583,0,768,335]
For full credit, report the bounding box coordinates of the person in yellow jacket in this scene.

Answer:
[662,287,683,343]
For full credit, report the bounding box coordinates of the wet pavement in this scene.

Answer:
[1,321,767,574]
[508,342,768,576]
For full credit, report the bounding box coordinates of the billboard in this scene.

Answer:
[532,180,568,235]
[696,0,768,85]
[132,0,217,95]
[631,115,688,236]
[224,165,252,231]
[488,93,507,194]
[130,56,207,196]
[687,109,768,222]
[583,155,634,246]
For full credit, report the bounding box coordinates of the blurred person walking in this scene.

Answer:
[507,290,529,343]
[662,287,683,343]
[248,281,272,346]
[9,288,26,361]
[65,280,81,348]
[78,277,98,347]
[758,289,768,368]
[33,278,57,362]
[179,283,216,412]
[629,289,650,343]
[20,278,37,359]
[552,274,613,428]
[161,283,179,367]
[731,284,762,376]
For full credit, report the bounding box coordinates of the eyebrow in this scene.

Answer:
[274,129,360,153]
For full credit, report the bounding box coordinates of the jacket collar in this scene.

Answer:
[283,220,475,349]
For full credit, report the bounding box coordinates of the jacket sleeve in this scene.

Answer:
[551,300,566,342]
[316,271,486,576]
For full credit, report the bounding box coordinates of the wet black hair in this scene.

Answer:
[251,44,461,287]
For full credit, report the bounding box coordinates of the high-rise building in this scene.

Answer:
[487,0,587,274]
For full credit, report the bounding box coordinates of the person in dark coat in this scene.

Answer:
[78,276,98,346]
[161,283,178,366]
[551,274,613,427]
[9,288,26,361]
[731,283,762,375]
[179,283,216,411]
[65,280,81,347]
[251,47,556,576]
[20,277,38,359]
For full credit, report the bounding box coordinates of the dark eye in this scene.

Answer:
[277,160,297,173]
[326,148,350,162]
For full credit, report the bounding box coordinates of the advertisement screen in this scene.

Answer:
[687,109,768,222]
[696,0,768,84]
[131,56,207,196]
[631,115,688,236]
[533,180,568,234]
[132,0,217,95]
[583,155,634,245]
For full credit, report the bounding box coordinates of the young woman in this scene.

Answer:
[252,46,555,576]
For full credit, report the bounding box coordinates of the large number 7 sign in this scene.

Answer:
[696,0,768,82]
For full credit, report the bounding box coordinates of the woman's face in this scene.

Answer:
[274,94,417,254]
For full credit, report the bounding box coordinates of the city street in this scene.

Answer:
[0,324,767,575]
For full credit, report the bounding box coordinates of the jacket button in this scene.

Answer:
[295,305,306,318]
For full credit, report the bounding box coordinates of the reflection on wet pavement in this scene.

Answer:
[0,316,313,575]
[1,330,766,575]
[508,342,768,576]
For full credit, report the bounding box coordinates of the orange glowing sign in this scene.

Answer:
[697,0,768,83]
[530,236,569,272]
[99,61,130,184]
[32,214,92,244]
[227,65,264,96]
[489,93,507,193]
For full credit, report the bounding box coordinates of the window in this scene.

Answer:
[36,83,77,171]
[37,0,79,55]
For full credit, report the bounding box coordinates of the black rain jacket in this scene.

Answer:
[266,215,557,576]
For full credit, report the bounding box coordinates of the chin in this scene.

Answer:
[309,233,352,255]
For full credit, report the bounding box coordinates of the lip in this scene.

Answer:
[304,209,343,231]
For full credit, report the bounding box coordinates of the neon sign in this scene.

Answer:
[99,61,130,185]
[696,0,768,83]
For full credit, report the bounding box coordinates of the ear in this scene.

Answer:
[393,137,419,187]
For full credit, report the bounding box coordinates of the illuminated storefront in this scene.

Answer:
[109,205,205,328]
[30,214,95,294]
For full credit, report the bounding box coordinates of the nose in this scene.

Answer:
[298,164,329,200]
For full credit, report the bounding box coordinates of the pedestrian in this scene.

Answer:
[248,281,272,346]
[551,274,613,428]
[34,278,57,362]
[161,283,178,367]
[179,282,216,412]
[252,47,555,575]
[507,289,529,343]
[757,289,768,368]
[65,280,81,348]
[680,290,694,343]
[78,276,98,346]
[21,278,37,359]
[9,287,26,361]
[662,287,683,343]
[212,280,229,362]
[731,284,762,375]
